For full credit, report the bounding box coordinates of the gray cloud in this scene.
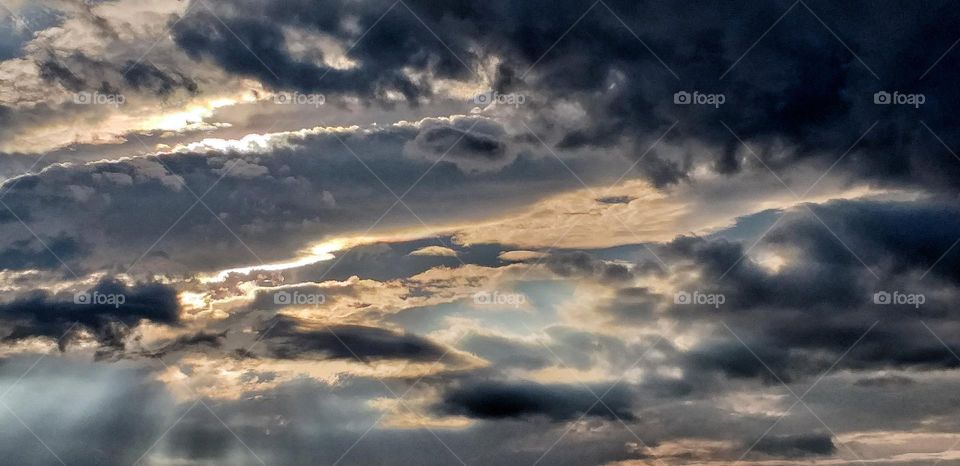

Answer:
[167,0,960,192]
[0,278,180,350]
[3,2,960,464]
[437,379,636,421]
[0,121,599,276]
[404,117,522,173]
[259,315,452,363]
[753,433,836,458]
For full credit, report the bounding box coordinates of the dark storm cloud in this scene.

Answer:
[172,6,430,101]
[768,200,960,283]
[0,278,180,349]
[261,315,450,363]
[171,0,960,191]
[437,380,635,421]
[664,199,960,301]
[632,198,960,383]
[752,433,836,458]
[7,3,960,464]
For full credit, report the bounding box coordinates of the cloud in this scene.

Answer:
[0,118,627,276]
[122,60,199,98]
[437,379,635,421]
[497,250,547,262]
[139,330,226,358]
[0,278,180,350]
[545,251,633,283]
[0,195,958,463]
[629,198,960,384]
[171,4,433,101]
[159,0,960,193]
[0,357,177,465]
[752,433,836,458]
[4,2,960,464]
[0,234,86,270]
[403,117,522,173]
[408,245,458,257]
[459,332,552,370]
[260,315,453,363]
[37,58,86,91]
[595,195,635,205]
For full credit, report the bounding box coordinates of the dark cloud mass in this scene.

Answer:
[0,278,180,350]
[545,251,634,282]
[172,7,429,101]
[3,0,960,464]
[404,117,521,173]
[122,61,199,98]
[753,433,836,458]
[0,122,579,274]
[437,380,636,421]
[261,316,451,363]
[170,0,960,191]
[36,52,201,99]
[644,199,960,384]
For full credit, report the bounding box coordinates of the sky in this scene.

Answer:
[0,0,959,464]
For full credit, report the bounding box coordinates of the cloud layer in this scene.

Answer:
[1,0,959,464]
